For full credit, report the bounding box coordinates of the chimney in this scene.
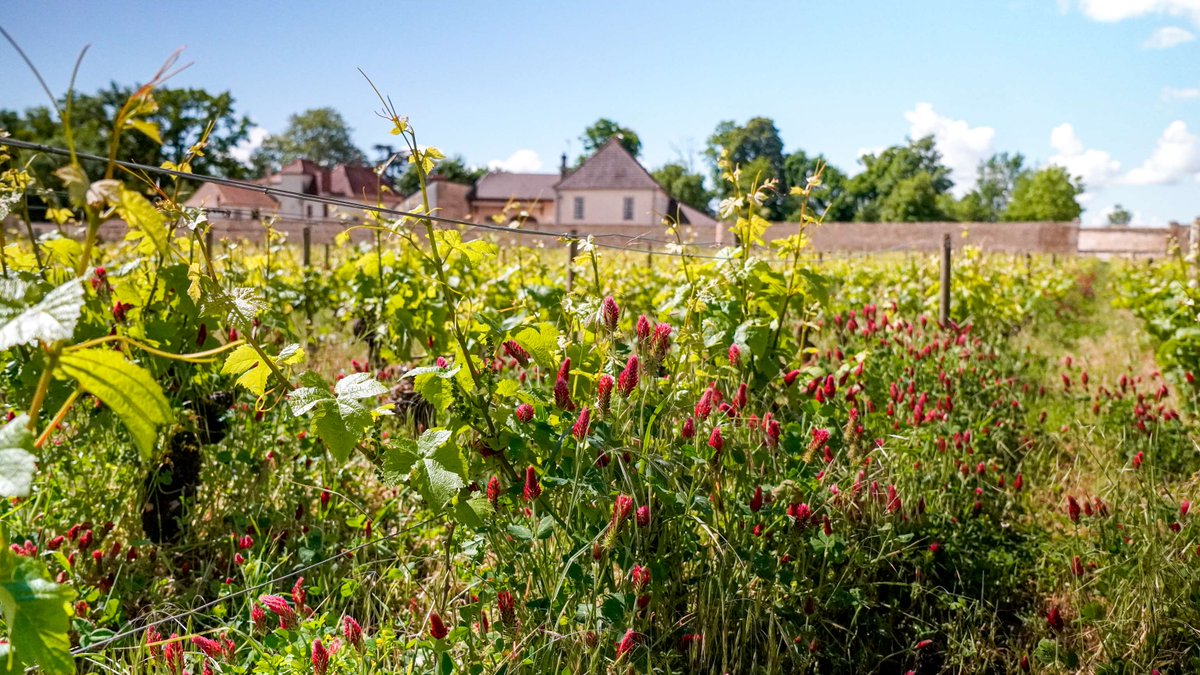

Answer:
[560,152,568,179]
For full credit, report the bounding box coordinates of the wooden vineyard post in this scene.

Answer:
[566,230,578,293]
[302,225,312,268]
[205,228,215,261]
[940,233,952,326]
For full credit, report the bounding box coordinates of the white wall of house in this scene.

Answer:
[556,188,670,226]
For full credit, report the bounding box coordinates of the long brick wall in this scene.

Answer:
[10,217,1194,259]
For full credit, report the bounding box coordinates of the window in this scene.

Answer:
[622,196,634,221]
[573,196,584,220]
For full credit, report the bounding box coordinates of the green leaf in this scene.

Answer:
[200,281,262,327]
[514,323,559,372]
[0,278,84,351]
[413,372,454,413]
[0,415,36,498]
[413,428,465,508]
[127,119,162,145]
[453,497,494,529]
[221,344,271,396]
[57,349,172,460]
[381,438,418,486]
[535,515,554,540]
[289,371,386,461]
[506,524,534,542]
[0,547,74,674]
[116,186,169,257]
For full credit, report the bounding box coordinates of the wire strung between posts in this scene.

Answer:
[69,514,436,657]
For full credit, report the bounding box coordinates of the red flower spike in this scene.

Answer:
[708,427,723,452]
[487,476,501,506]
[523,466,541,501]
[311,640,329,675]
[515,403,534,423]
[572,407,591,440]
[597,374,614,414]
[601,296,620,331]
[618,356,639,397]
[750,486,764,513]
[429,611,449,640]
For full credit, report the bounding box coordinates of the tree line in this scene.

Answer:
[2,84,1091,223]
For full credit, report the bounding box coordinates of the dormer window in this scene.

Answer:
[623,197,634,221]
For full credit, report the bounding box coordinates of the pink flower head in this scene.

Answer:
[1067,496,1081,523]
[554,376,573,411]
[487,476,501,506]
[613,495,634,524]
[597,374,614,414]
[728,344,742,367]
[616,629,639,658]
[498,591,517,627]
[681,416,696,439]
[429,611,449,640]
[750,486,764,513]
[343,615,364,650]
[601,296,620,331]
[572,407,591,440]
[809,428,830,450]
[523,466,542,501]
[708,427,724,453]
[164,635,184,675]
[636,505,651,528]
[502,340,530,367]
[630,565,651,592]
[650,323,672,359]
[145,626,163,658]
[311,639,329,675]
[618,356,640,397]
[735,383,748,410]
[784,369,801,387]
[636,315,652,341]
[291,577,307,611]
[1182,501,1192,518]
[192,636,224,659]
[515,403,534,423]
[259,594,296,629]
[251,605,267,631]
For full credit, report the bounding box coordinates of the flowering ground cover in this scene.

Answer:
[2,104,1200,674]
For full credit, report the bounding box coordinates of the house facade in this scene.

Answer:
[188,140,716,243]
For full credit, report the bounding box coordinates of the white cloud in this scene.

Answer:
[904,102,995,196]
[1076,0,1200,26]
[1163,86,1200,100]
[1143,25,1196,47]
[1048,123,1122,189]
[1124,120,1200,184]
[487,149,543,173]
[230,126,268,164]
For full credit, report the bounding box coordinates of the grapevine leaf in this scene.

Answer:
[0,546,74,674]
[57,349,172,460]
[402,365,460,380]
[413,428,465,508]
[454,497,494,528]
[335,372,389,401]
[0,278,84,351]
[200,281,263,327]
[0,415,35,498]
[221,344,270,396]
[127,119,162,145]
[116,186,169,257]
[514,323,559,371]
[413,373,454,413]
[380,438,418,485]
[289,371,386,461]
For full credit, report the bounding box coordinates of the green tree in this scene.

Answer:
[782,150,852,221]
[253,107,366,172]
[846,136,953,221]
[1,83,253,179]
[1107,204,1132,226]
[1003,166,1083,222]
[878,173,947,222]
[652,162,712,214]
[397,154,485,197]
[971,152,1025,221]
[579,118,641,159]
[706,117,788,218]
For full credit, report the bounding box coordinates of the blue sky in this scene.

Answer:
[4,0,1198,225]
